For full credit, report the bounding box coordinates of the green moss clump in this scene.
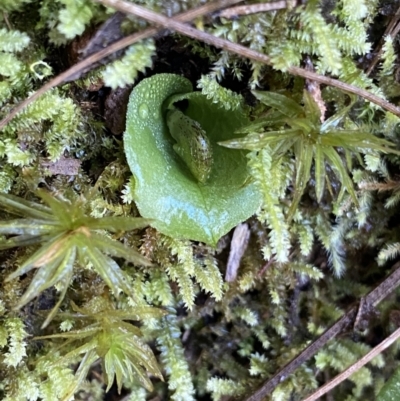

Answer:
[2,0,400,400]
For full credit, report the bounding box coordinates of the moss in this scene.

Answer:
[2,0,400,400]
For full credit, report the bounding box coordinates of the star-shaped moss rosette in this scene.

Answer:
[0,191,151,327]
[35,297,165,398]
[220,90,400,218]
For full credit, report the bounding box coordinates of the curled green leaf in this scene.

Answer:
[124,74,261,245]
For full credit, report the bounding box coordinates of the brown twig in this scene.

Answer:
[3,12,12,30]
[0,0,243,130]
[301,325,400,401]
[243,261,400,401]
[217,0,293,19]
[258,257,275,277]
[90,0,400,118]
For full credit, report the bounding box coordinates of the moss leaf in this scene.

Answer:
[377,364,400,401]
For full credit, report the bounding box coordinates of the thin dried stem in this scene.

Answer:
[366,5,400,76]
[217,1,292,18]
[91,0,400,117]
[359,180,400,192]
[301,325,400,401]
[243,261,400,401]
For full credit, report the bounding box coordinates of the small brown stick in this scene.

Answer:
[92,0,400,117]
[243,261,400,401]
[217,1,293,19]
[258,257,275,277]
[3,13,12,30]
[0,0,244,130]
[301,325,400,401]
[366,5,400,76]
[225,223,250,282]
[304,57,326,122]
